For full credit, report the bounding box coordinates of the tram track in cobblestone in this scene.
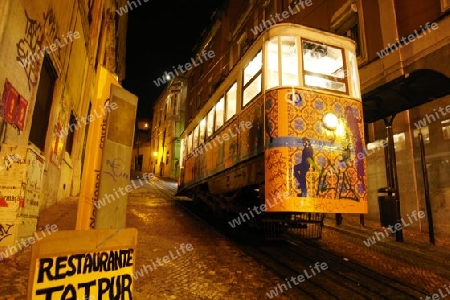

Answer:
[278,240,427,299]
[289,240,427,299]
[224,230,430,300]
[146,179,430,299]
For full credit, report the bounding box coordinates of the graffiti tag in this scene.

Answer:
[104,158,129,182]
[0,224,14,242]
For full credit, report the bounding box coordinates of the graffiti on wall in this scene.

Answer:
[0,154,25,171]
[16,9,59,90]
[104,158,129,182]
[0,223,14,242]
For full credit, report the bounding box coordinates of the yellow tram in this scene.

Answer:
[177,23,367,239]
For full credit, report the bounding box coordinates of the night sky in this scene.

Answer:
[121,1,227,120]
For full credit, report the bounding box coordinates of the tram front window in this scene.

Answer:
[302,40,347,93]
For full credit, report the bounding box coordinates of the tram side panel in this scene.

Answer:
[184,155,194,188]
[207,98,265,194]
[183,96,265,197]
[264,88,368,214]
[240,99,265,160]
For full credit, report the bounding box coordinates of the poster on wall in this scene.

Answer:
[2,81,19,124]
[2,81,28,130]
[28,228,137,299]
[0,145,44,254]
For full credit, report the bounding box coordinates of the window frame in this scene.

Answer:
[225,82,237,122]
[215,97,225,131]
[242,50,263,107]
[301,38,349,95]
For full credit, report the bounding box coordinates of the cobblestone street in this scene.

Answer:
[0,178,294,300]
[1,177,449,299]
[127,180,294,299]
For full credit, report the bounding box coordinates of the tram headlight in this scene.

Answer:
[322,113,339,130]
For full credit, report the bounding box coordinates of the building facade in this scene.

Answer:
[150,77,187,180]
[182,0,450,237]
[0,0,128,252]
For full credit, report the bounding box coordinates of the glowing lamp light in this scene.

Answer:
[153,152,158,157]
[323,113,339,130]
[165,74,171,80]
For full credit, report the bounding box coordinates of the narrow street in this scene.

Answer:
[1,1,449,300]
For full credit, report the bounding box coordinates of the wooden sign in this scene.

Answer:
[28,228,137,299]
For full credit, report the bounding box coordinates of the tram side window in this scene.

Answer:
[188,133,193,154]
[207,108,215,137]
[266,37,279,89]
[199,118,206,145]
[226,82,237,121]
[347,49,361,99]
[302,40,347,94]
[215,97,225,130]
[193,125,199,149]
[243,50,262,107]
